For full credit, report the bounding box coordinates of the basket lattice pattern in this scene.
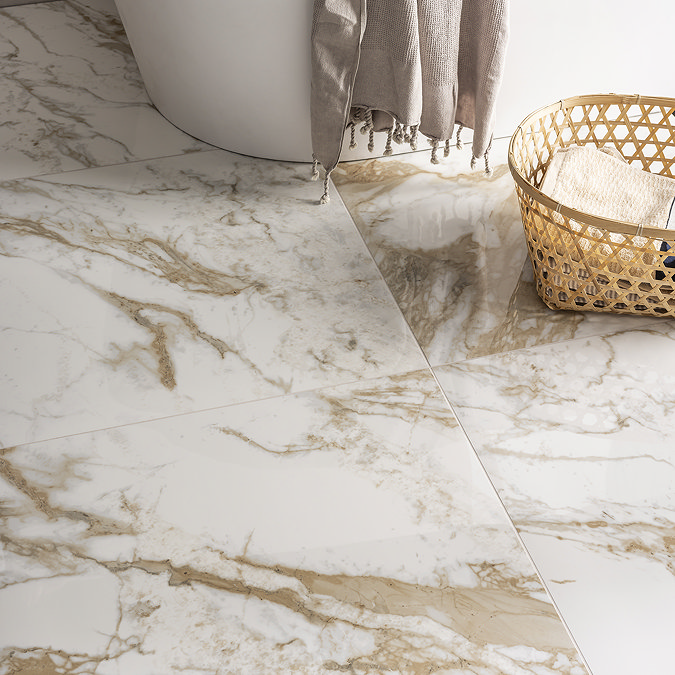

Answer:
[508,94,675,316]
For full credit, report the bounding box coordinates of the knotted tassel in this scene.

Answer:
[393,122,404,144]
[319,171,332,205]
[311,154,320,181]
[368,127,375,153]
[484,149,493,177]
[349,122,357,149]
[403,125,411,144]
[444,139,451,158]
[409,125,419,151]
[455,123,464,150]
[471,154,477,170]
[360,110,371,136]
[430,139,440,165]
[384,127,393,155]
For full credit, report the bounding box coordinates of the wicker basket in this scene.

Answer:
[508,94,675,316]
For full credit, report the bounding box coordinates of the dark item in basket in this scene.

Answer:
[655,241,675,281]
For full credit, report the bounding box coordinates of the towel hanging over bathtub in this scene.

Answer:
[310,0,509,203]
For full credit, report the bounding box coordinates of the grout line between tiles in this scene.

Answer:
[0,367,432,451]
[331,172,595,673]
[428,363,595,675]
[4,126,507,188]
[0,0,59,6]
[0,147,223,185]
[329,175,434,374]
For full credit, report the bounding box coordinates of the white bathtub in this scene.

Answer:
[114,0,390,163]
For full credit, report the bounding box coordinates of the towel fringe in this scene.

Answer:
[468,150,493,176]
[360,109,372,136]
[384,127,393,155]
[430,139,440,165]
[484,149,493,177]
[393,122,404,144]
[455,123,464,150]
[349,122,357,149]
[313,113,495,205]
[319,170,332,205]
[409,125,419,151]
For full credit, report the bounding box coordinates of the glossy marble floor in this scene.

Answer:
[1,2,673,674]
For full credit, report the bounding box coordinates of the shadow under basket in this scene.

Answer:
[508,93,675,317]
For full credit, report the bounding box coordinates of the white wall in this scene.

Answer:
[495,0,675,138]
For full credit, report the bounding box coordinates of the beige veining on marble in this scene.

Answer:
[0,0,209,181]
[0,371,588,674]
[434,324,675,675]
[0,151,427,448]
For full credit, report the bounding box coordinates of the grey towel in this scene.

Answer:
[311,0,509,200]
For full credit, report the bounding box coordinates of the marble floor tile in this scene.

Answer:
[0,0,210,181]
[0,370,588,674]
[332,138,667,367]
[435,323,675,675]
[0,150,426,448]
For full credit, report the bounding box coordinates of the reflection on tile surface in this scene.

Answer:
[333,140,665,366]
[435,324,675,675]
[0,371,587,674]
[0,150,426,448]
[0,0,209,181]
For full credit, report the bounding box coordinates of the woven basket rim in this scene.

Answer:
[507,93,675,242]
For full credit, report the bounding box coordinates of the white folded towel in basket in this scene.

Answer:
[541,143,675,232]
[539,144,675,299]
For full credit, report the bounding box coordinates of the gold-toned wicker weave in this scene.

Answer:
[508,94,675,316]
